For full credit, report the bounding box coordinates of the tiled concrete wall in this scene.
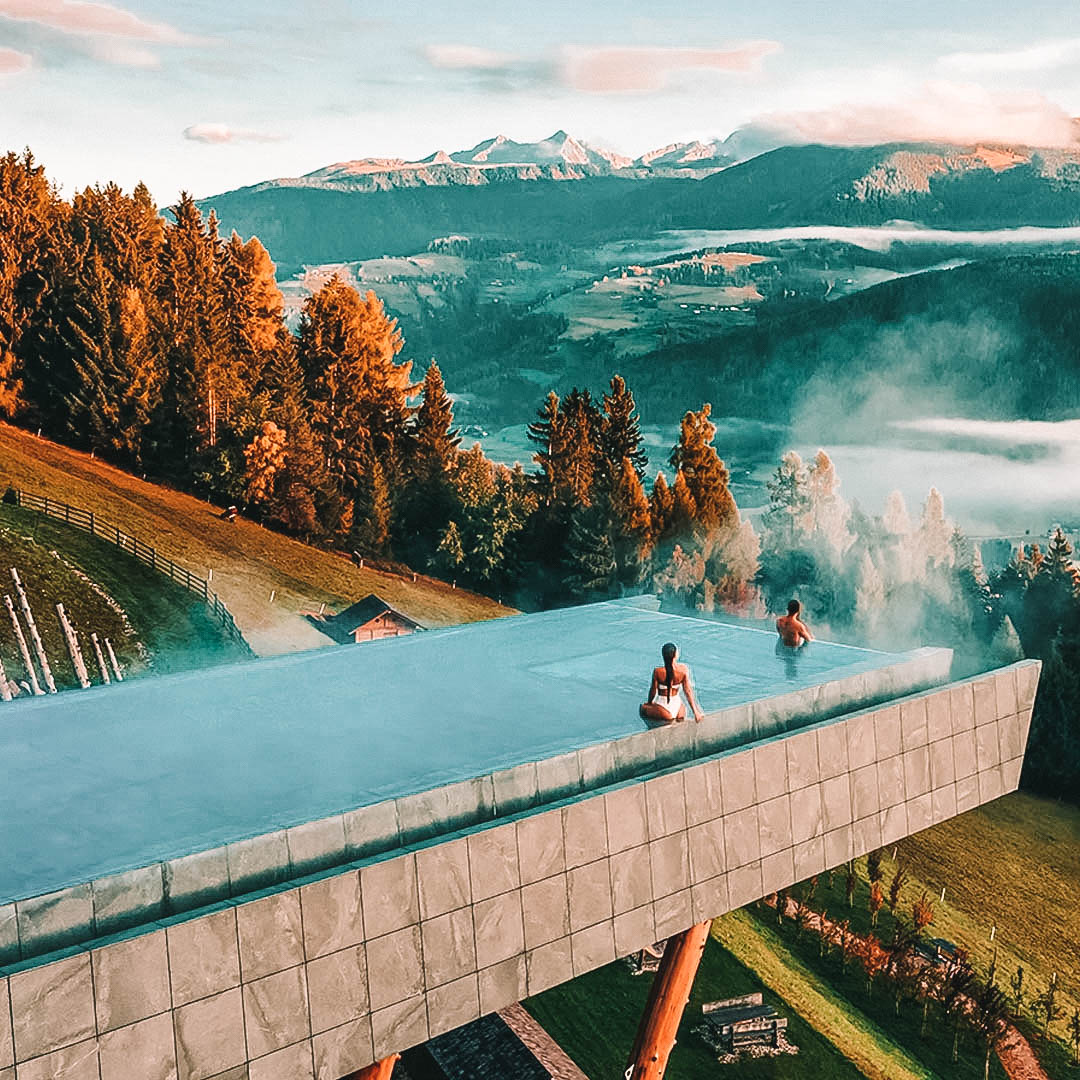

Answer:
[0,660,1037,1080]
[0,645,952,969]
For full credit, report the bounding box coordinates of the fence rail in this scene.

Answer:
[7,489,254,657]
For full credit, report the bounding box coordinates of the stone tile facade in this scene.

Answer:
[0,660,1037,1079]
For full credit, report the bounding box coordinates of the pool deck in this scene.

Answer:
[1,599,942,905]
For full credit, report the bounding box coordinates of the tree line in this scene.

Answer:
[2,150,1077,798]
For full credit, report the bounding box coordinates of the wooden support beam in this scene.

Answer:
[4,594,42,695]
[56,603,91,689]
[625,920,712,1080]
[11,568,56,693]
[0,655,11,701]
[90,633,111,685]
[104,637,123,681]
[344,1054,399,1080]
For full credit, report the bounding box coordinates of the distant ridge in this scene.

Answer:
[199,133,1080,268]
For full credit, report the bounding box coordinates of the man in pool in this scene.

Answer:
[776,599,814,648]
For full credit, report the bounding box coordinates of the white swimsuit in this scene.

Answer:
[651,682,683,719]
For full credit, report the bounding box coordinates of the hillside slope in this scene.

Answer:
[0,505,244,690]
[620,253,1080,425]
[0,425,510,656]
[665,142,1080,229]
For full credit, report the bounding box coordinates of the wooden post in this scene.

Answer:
[104,638,123,681]
[90,633,111,685]
[11,568,57,693]
[56,603,91,689]
[4,594,42,695]
[0,655,11,701]
[344,1055,399,1080]
[625,920,712,1080]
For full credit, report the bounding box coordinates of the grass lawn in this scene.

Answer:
[797,793,1080,1075]
[526,930,869,1079]
[739,906,1008,1080]
[0,423,510,656]
[0,504,247,687]
[714,910,937,1080]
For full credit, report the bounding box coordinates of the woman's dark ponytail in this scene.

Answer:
[661,642,677,691]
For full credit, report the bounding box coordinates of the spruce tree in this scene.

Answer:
[601,375,647,481]
[563,506,616,600]
[411,362,460,478]
[649,471,674,544]
[156,193,230,470]
[609,457,653,588]
[669,403,736,533]
[297,276,412,532]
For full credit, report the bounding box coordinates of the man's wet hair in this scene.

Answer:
[787,599,801,615]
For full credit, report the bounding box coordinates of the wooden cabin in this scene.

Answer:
[310,594,423,644]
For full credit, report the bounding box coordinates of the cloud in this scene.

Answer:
[182,123,283,145]
[0,46,31,74]
[423,44,516,71]
[0,0,205,44]
[748,82,1078,149]
[940,38,1080,75]
[560,42,781,93]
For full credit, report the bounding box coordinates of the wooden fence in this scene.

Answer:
[6,489,254,657]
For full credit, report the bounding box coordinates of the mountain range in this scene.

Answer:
[267,130,740,193]
[200,131,1080,269]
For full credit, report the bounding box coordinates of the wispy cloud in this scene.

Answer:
[0,0,213,68]
[0,45,31,74]
[420,39,780,94]
[182,122,282,145]
[940,38,1080,75]
[0,0,206,44]
[423,44,516,71]
[560,42,781,92]
[750,82,1078,149]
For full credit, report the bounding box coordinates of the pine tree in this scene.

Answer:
[649,471,673,543]
[807,449,854,560]
[156,193,230,469]
[430,520,465,576]
[564,506,616,600]
[243,421,287,506]
[0,150,63,418]
[600,374,647,481]
[297,276,412,527]
[560,388,602,507]
[762,451,811,551]
[919,487,955,571]
[669,403,736,533]
[528,390,564,508]
[411,361,460,476]
[352,455,392,556]
[1022,528,1080,657]
[258,344,325,536]
[399,361,461,562]
[609,457,652,588]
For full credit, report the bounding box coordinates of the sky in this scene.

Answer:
[2,0,1080,204]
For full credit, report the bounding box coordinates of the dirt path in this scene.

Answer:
[768,895,1049,1080]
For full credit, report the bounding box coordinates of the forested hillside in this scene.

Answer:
[621,254,1080,422]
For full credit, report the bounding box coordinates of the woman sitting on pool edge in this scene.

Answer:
[640,642,705,724]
